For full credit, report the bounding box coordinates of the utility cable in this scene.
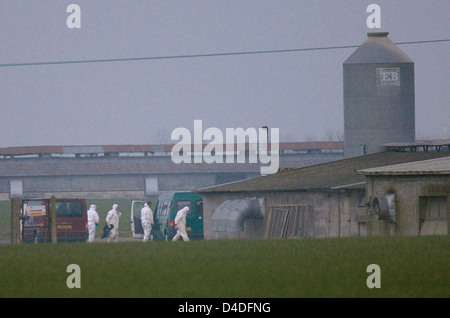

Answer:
[0,38,448,68]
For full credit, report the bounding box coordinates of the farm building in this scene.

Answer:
[0,142,343,200]
[197,151,450,240]
[359,156,450,236]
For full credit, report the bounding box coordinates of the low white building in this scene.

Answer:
[197,151,450,239]
[359,156,450,236]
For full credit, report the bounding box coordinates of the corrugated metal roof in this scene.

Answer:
[0,146,63,156]
[358,157,450,175]
[0,142,343,157]
[197,151,450,193]
[383,139,450,150]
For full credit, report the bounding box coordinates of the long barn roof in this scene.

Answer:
[0,141,343,157]
[197,151,450,193]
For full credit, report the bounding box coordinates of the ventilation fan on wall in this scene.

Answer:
[372,193,396,223]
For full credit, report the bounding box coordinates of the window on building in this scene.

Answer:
[419,196,448,235]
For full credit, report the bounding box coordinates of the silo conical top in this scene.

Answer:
[344,32,413,64]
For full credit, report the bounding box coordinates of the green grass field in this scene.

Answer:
[0,236,448,298]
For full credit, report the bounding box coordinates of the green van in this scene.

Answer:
[152,192,203,241]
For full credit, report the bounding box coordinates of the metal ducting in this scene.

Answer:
[211,197,265,232]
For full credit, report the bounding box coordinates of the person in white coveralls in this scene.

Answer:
[141,201,154,242]
[87,204,99,242]
[106,204,121,242]
[172,206,190,242]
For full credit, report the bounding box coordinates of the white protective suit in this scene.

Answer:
[87,204,99,243]
[172,206,190,242]
[106,204,121,242]
[141,203,154,242]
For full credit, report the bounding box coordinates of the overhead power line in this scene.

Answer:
[0,38,449,68]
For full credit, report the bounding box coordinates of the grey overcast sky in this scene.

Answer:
[0,0,449,147]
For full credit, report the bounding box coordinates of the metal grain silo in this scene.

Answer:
[343,32,415,158]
